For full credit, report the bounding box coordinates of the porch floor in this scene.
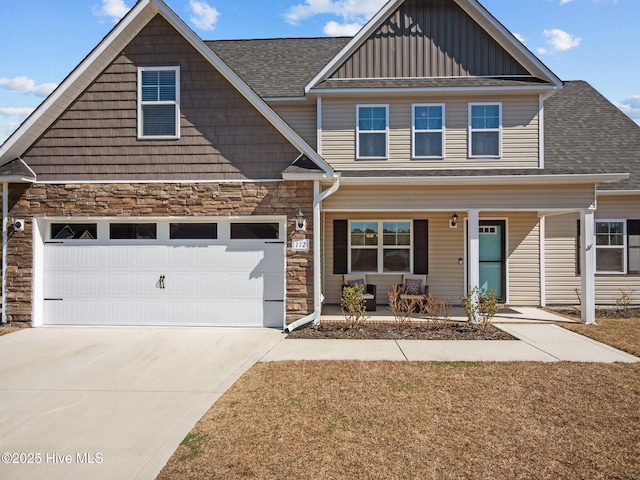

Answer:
[320,305,576,324]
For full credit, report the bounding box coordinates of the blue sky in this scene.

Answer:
[1,0,639,144]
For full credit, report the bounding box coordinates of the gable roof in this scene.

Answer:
[0,0,333,177]
[306,0,562,93]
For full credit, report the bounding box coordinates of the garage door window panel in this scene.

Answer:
[51,223,98,240]
[170,223,218,240]
[231,223,279,240]
[110,223,158,240]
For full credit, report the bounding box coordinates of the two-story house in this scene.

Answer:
[1,0,638,329]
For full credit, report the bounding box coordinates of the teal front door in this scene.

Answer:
[479,221,506,302]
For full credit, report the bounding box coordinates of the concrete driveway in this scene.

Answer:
[0,326,284,480]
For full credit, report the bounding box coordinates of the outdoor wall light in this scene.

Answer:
[295,210,307,231]
[450,213,459,229]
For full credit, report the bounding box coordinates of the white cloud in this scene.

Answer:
[92,0,130,23]
[539,29,581,54]
[615,95,640,122]
[559,0,575,4]
[0,107,35,144]
[283,0,386,30]
[0,107,35,116]
[0,77,57,97]
[323,20,363,36]
[189,0,220,31]
[513,33,526,44]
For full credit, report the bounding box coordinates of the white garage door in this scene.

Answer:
[41,219,286,328]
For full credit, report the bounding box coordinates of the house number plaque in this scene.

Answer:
[292,239,310,251]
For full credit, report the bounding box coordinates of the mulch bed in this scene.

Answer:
[286,321,515,340]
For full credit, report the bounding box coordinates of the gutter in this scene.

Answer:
[284,174,341,333]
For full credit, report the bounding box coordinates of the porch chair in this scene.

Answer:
[398,274,429,305]
[342,274,377,311]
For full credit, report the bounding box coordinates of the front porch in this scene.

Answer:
[319,304,575,324]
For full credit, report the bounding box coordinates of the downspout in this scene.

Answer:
[285,174,340,332]
[2,182,8,324]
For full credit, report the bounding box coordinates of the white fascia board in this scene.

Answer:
[282,173,333,181]
[0,0,156,163]
[152,0,334,176]
[35,178,286,185]
[308,85,559,96]
[596,189,640,196]
[0,176,36,183]
[461,0,562,87]
[304,0,403,92]
[338,173,630,186]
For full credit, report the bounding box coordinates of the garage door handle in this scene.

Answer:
[264,299,284,303]
[156,275,165,289]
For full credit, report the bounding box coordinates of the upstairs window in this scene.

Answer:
[413,104,444,159]
[357,105,388,159]
[138,67,180,139]
[469,103,501,158]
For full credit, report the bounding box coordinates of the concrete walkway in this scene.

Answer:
[262,324,640,363]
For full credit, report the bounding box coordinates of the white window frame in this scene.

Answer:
[468,102,502,159]
[137,66,180,140]
[348,220,413,274]
[412,103,445,159]
[356,104,389,160]
[595,219,627,274]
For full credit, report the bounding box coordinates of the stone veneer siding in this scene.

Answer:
[5,181,314,326]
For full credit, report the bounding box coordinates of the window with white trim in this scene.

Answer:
[595,220,626,273]
[357,105,388,159]
[413,104,444,159]
[469,103,501,158]
[138,67,180,139]
[350,221,411,273]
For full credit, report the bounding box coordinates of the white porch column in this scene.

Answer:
[468,209,480,293]
[580,208,596,324]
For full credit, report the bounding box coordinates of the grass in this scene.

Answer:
[561,317,640,357]
[158,361,640,480]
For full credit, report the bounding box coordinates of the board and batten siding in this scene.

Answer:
[321,95,540,170]
[322,211,541,306]
[330,0,528,79]
[270,103,317,149]
[322,184,595,212]
[545,195,640,305]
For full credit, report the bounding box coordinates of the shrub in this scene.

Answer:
[461,287,499,333]
[615,288,636,315]
[340,284,368,327]
[420,294,451,327]
[387,284,418,329]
